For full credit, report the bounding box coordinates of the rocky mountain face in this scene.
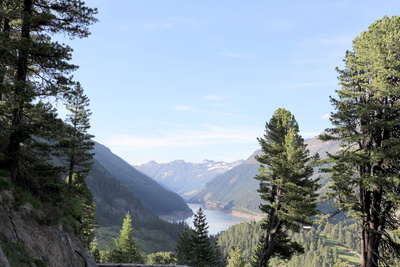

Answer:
[134,159,244,200]
[191,135,340,216]
[0,189,94,267]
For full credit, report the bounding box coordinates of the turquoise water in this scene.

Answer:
[184,203,252,235]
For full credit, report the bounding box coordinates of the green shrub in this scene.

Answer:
[14,187,42,209]
[0,168,8,177]
[0,178,11,191]
[3,242,46,267]
[58,197,83,233]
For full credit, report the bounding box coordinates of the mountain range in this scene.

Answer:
[187,135,340,216]
[134,159,244,200]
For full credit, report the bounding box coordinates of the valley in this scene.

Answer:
[135,134,340,218]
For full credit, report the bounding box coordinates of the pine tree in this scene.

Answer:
[175,208,223,266]
[175,227,193,265]
[320,15,400,267]
[113,212,139,263]
[227,245,246,267]
[59,82,95,183]
[191,207,219,267]
[254,108,320,267]
[89,237,101,263]
[0,0,97,185]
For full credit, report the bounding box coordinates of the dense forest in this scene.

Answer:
[218,220,362,267]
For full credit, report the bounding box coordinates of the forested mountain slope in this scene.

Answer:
[135,159,243,200]
[92,142,192,217]
[86,160,187,253]
[218,220,360,266]
[190,150,261,215]
[191,134,340,215]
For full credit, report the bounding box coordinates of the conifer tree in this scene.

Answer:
[60,82,95,183]
[175,227,193,265]
[90,237,101,263]
[254,108,320,267]
[175,208,223,266]
[113,212,140,263]
[191,207,220,267]
[320,15,400,267]
[0,0,97,184]
[227,245,246,267]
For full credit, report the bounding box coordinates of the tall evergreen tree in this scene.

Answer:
[175,208,223,267]
[60,82,95,183]
[175,227,193,265]
[113,212,140,263]
[320,15,400,267]
[254,108,320,267]
[0,0,97,184]
[191,207,222,267]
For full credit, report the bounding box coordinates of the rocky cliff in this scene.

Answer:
[0,188,94,267]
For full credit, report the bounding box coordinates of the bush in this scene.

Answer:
[3,242,46,267]
[146,251,177,265]
[14,187,42,209]
[0,178,11,191]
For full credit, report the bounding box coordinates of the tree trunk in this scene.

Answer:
[258,218,281,267]
[7,0,32,183]
[360,185,383,267]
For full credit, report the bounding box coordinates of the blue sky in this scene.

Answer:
[61,0,400,164]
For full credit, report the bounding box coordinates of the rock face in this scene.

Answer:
[0,190,92,267]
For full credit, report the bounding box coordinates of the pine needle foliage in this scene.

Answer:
[0,0,97,185]
[320,15,400,267]
[113,212,141,263]
[175,208,223,267]
[254,108,320,267]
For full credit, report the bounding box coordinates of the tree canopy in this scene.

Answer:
[320,15,400,267]
[254,108,320,266]
[0,0,97,185]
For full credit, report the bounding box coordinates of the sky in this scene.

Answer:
[59,0,400,164]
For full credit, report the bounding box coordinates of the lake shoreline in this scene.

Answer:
[197,201,264,221]
[228,210,263,221]
[178,203,258,235]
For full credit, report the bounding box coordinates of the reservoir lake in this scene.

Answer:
[183,203,253,235]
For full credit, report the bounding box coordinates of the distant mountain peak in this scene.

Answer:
[135,158,244,201]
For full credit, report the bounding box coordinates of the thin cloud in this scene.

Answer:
[99,124,261,151]
[321,113,330,120]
